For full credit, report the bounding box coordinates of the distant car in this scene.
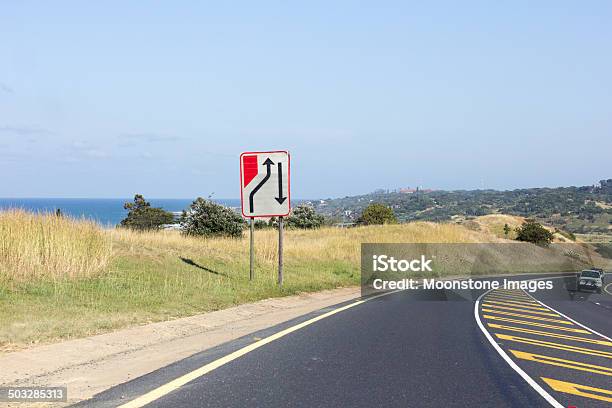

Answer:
[590,268,605,283]
[577,270,603,293]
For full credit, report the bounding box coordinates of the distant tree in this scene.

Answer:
[503,223,511,237]
[515,219,553,246]
[357,203,398,225]
[286,205,325,229]
[121,194,174,230]
[180,197,244,238]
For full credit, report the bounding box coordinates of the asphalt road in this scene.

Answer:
[79,273,611,408]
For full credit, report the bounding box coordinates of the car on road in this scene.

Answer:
[589,267,605,283]
[577,269,603,293]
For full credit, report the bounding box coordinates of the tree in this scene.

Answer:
[357,203,398,225]
[286,205,325,229]
[121,194,174,230]
[515,219,553,246]
[180,197,244,238]
[503,223,511,237]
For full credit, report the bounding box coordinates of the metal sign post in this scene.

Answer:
[278,216,284,286]
[240,151,290,286]
[249,217,254,281]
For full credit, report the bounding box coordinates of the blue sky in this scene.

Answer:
[1,1,610,198]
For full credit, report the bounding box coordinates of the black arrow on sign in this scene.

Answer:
[275,162,287,204]
[249,158,274,213]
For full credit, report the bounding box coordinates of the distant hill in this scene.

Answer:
[314,179,612,234]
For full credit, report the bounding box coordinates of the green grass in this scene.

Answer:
[0,252,357,352]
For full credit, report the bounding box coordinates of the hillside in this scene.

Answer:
[315,179,612,235]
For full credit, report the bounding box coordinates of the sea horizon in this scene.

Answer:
[0,197,242,227]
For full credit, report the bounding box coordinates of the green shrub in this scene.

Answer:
[120,194,174,231]
[357,203,398,225]
[515,219,553,246]
[286,205,325,229]
[180,197,244,238]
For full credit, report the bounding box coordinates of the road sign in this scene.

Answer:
[240,151,290,218]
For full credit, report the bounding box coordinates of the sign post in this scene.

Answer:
[240,151,290,285]
[249,217,254,281]
[278,216,284,285]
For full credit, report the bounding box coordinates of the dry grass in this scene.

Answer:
[471,214,525,239]
[0,209,111,284]
[111,222,493,266]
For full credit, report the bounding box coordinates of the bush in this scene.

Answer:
[357,203,398,225]
[180,197,244,238]
[286,205,325,229]
[515,219,553,246]
[121,194,175,230]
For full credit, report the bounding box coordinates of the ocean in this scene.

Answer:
[0,198,241,227]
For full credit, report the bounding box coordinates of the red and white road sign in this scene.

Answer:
[240,151,290,218]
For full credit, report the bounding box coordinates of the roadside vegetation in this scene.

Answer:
[0,211,485,351]
[0,208,609,352]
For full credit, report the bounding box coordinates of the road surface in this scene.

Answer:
[78,273,611,408]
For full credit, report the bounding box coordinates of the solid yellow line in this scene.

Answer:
[481,309,573,325]
[118,296,377,408]
[604,282,612,296]
[481,303,560,317]
[484,300,550,311]
[510,350,612,376]
[495,333,612,359]
[484,315,588,333]
[488,323,612,346]
[542,377,612,403]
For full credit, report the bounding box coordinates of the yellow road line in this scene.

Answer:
[495,333,612,359]
[483,315,588,333]
[481,303,560,317]
[542,377,612,403]
[484,300,550,311]
[481,309,573,325]
[484,297,541,306]
[510,350,612,376]
[487,292,532,300]
[604,282,612,296]
[488,323,612,346]
[117,294,384,408]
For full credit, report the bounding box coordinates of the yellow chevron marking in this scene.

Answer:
[484,300,550,311]
[510,350,612,376]
[484,315,588,333]
[488,323,612,347]
[481,303,559,317]
[481,309,572,325]
[542,377,612,403]
[495,333,612,359]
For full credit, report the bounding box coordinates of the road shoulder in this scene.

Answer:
[0,287,359,406]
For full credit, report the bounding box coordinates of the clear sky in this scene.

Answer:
[1,1,610,199]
